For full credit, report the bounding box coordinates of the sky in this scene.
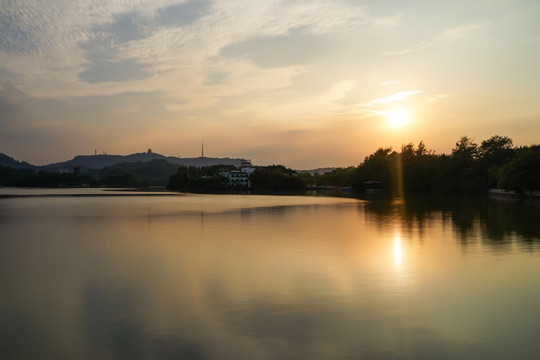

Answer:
[1,0,539,169]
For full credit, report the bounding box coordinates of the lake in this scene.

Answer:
[1,189,539,359]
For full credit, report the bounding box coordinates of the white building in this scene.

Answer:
[221,159,255,187]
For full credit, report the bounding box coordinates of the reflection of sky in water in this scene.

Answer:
[1,192,540,359]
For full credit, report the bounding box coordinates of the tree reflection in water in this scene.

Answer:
[361,193,540,245]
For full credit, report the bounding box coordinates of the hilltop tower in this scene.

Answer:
[201,142,204,158]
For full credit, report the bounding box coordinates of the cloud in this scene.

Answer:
[0,84,184,163]
[363,15,401,30]
[0,10,34,54]
[0,0,376,96]
[203,71,229,85]
[438,23,486,41]
[340,89,423,119]
[0,1,213,88]
[75,1,210,85]
[78,59,151,84]
[3,1,531,168]
[426,94,450,103]
[100,12,149,43]
[220,27,329,68]
[370,90,421,104]
[381,23,487,56]
[381,80,399,86]
[158,0,211,27]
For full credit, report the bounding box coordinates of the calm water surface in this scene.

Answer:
[1,189,539,359]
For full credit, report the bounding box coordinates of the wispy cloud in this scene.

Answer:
[78,59,151,84]
[340,89,422,120]
[0,0,372,94]
[381,23,487,56]
[426,94,449,103]
[438,24,486,41]
[370,90,421,104]
[362,15,401,30]
[380,80,399,87]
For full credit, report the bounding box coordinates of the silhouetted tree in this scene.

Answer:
[498,145,540,196]
[352,135,530,195]
[356,147,395,189]
[478,135,515,188]
[250,165,305,192]
[316,167,357,187]
[99,168,140,187]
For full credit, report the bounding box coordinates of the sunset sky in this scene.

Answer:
[1,0,539,169]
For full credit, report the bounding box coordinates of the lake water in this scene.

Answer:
[1,189,539,359]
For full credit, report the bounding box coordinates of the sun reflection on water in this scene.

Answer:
[393,232,403,269]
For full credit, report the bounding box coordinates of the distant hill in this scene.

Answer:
[298,167,336,175]
[44,151,244,170]
[0,153,36,170]
[0,151,245,171]
[96,159,180,187]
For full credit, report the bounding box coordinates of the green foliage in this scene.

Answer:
[96,160,234,188]
[96,159,178,186]
[2,135,537,196]
[168,165,235,191]
[0,166,94,187]
[353,136,537,196]
[478,135,515,188]
[0,166,32,186]
[99,168,140,187]
[401,150,446,193]
[452,136,479,159]
[296,172,316,187]
[315,167,357,187]
[498,145,540,195]
[250,165,305,192]
[356,147,395,189]
[479,135,514,161]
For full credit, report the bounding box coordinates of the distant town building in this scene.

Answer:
[221,159,255,187]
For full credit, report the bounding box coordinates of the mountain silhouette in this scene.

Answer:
[0,153,37,170]
[1,151,244,170]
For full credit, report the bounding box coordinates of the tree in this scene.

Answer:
[479,135,513,159]
[498,146,540,196]
[400,142,443,193]
[452,136,479,159]
[478,135,515,188]
[356,147,395,189]
[316,167,357,187]
[250,165,305,192]
[449,136,486,193]
[168,166,190,190]
[415,141,430,156]
[99,168,140,187]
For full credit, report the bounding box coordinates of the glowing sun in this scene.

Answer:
[387,109,410,128]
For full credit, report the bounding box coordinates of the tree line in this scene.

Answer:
[168,164,305,192]
[0,159,178,188]
[315,135,539,196]
[1,135,538,195]
[168,135,539,195]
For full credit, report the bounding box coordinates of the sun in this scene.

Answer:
[387,109,410,129]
